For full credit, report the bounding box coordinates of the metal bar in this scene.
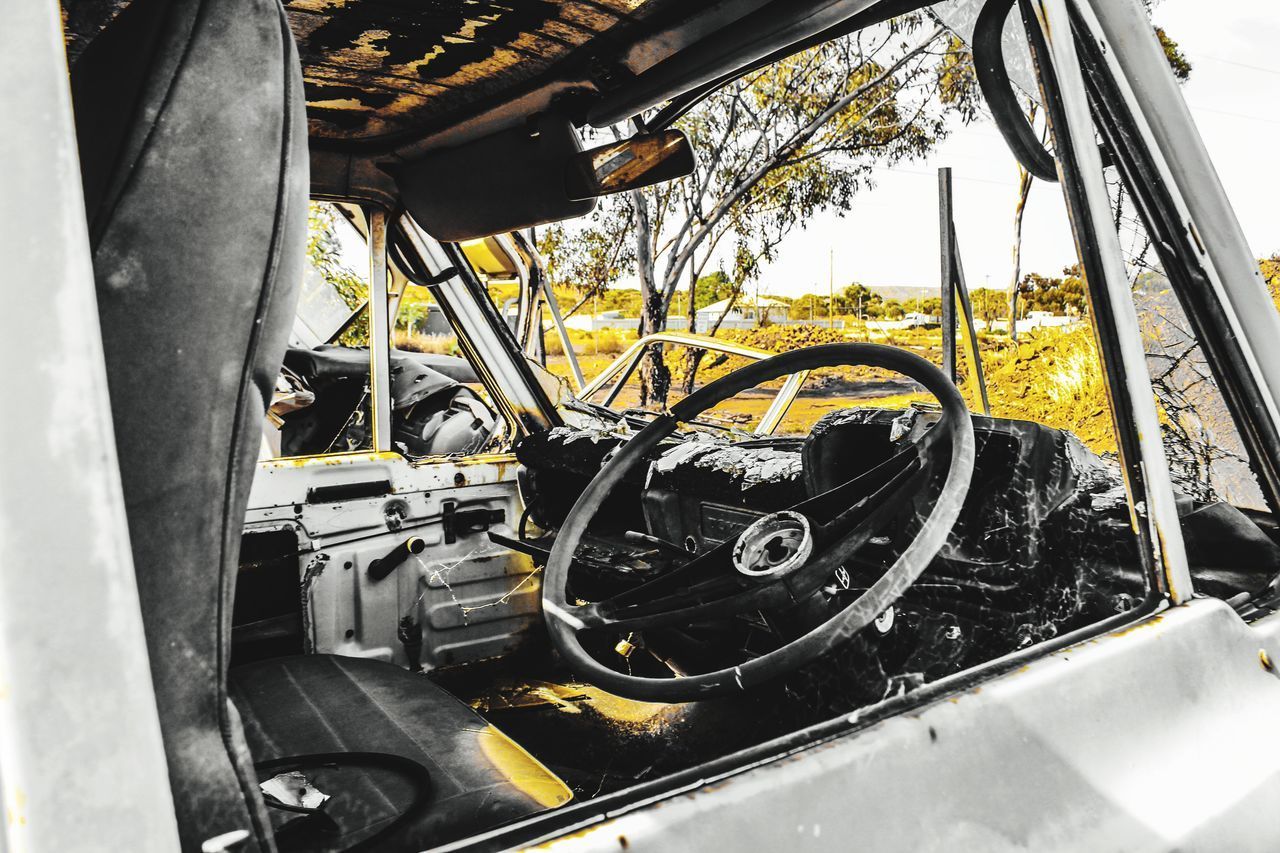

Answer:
[602,346,646,409]
[543,279,586,392]
[938,167,957,383]
[578,331,779,401]
[1031,0,1191,602]
[757,370,810,436]
[367,207,392,452]
[577,330,801,434]
[951,233,991,416]
[401,217,559,433]
[508,232,587,393]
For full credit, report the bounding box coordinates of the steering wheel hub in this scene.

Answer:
[732,510,814,582]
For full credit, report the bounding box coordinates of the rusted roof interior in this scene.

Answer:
[63,0,695,147]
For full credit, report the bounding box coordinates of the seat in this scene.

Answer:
[70,0,565,849]
[280,345,497,457]
[230,656,570,851]
[73,0,309,847]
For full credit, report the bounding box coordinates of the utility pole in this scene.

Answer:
[828,248,834,329]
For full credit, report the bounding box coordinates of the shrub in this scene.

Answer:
[394,331,458,356]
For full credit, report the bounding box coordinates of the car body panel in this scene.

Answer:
[248,451,540,672]
[518,598,1280,853]
[0,2,181,850]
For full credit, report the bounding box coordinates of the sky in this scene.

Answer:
[750,0,1280,298]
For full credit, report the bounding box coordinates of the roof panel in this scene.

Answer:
[63,0,697,146]
[283,0,676,143]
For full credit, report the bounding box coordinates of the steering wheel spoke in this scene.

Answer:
[591,582,781,633]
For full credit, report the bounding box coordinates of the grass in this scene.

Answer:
[392,322,1118,453]
[540,323,1119,451]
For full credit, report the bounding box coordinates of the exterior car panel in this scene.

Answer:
[520,599,1280,853]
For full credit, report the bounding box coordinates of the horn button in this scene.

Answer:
[733,510,814,582]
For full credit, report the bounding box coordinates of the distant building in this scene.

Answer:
[697,295,791,325]
[901,311,940,328]
[1021,311,1081,330]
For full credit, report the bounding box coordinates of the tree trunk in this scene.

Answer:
[1009,164,1032,342]
[1009,102,1039,343]
[633,187,670,406]
[680,261,701,394]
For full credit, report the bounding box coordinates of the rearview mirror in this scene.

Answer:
[398,120,695,243]
[565,130,695,201]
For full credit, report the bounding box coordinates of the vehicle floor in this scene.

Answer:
[427,646,814,799]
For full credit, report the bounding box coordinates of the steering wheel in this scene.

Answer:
[542,344,975,702]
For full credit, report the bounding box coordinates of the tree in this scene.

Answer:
[692,271,737,311]
[1153,28,1192,81]
[791,292,832,320]
[1005,8,1190,339]
[543,16,971,405]
[307,201,369,346]
[970,288,1009,324]
[1017,264,1088,316]
[840,282,883,318]
[539,212,636,319]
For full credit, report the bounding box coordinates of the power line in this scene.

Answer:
[1186,103,1280,127]
[1195,53,1280,78]
[872,165,1015,188]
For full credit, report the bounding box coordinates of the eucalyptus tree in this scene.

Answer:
[544,15,974,403]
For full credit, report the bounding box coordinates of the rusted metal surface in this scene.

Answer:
[283,0,678,141]
[247,450,541,669]
[61,0,698,144]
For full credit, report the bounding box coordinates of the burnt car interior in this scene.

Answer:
[61,0,1280,851]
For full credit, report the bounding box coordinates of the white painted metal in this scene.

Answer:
[0,4,181,849]
[523,599,1280,853]
[249,451,538,669]
[402,217,557,433]
[1030,0,1192,601]
[1080,0,1280,434]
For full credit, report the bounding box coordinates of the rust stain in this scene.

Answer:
[1107,612,1166,639]
[260,450,399,469]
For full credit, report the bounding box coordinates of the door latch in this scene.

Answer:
[441,500,504,544]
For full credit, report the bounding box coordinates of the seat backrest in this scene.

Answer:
[70,0,308,848]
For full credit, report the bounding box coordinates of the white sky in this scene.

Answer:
[750,0,1280,298]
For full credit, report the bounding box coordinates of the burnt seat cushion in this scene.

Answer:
[230,655,571,850]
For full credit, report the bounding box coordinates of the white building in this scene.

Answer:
[696,295,791,325]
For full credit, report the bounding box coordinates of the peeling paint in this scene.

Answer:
[283,0,674,139]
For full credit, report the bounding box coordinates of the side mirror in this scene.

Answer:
[565,130,695,201]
